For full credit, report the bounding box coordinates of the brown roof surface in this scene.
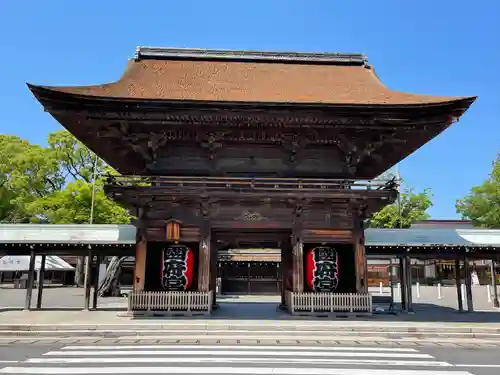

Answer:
[32,50,473,106]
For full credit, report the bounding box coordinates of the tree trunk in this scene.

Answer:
[98,256,127,297]
[74,256,85,286]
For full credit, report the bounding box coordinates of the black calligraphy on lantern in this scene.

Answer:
[162,246,188,291]
[312,247,339,292]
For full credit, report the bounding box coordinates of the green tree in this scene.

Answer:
[0,130,132,288]
[456,154,500,228]
[47,130,105,183]
[0,135,62,223]
[369,185,433,228]
[27,179,130,225]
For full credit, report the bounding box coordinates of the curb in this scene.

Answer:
[1,328,500,339]
[1,324,500,334]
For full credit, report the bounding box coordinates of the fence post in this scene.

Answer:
[461,284,466,301]
[397,282,401,297]
[416,282,420,299]
[438,283,442,300]
[487,285,492,303]
[379,282,383,295]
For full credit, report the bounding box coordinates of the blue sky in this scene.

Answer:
[0,1,498,219]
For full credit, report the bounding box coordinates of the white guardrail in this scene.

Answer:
[128,291,212,315]
[287,291,372,315]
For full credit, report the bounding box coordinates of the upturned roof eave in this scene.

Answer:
[27,83,476,112]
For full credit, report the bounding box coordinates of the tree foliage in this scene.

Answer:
[456,154,500,228]
[369,184,433,229]
[0,130,130,225]
[0,130,132,288]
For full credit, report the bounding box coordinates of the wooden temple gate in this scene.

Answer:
[28,46,474,316]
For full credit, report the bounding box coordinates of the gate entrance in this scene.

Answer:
[219,258,281,295]
[216,232,286,296]
[28,46,475,315]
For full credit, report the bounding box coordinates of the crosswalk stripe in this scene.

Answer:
[26,356,454,367]
[0,367,477,375]
[43,350,433,358]
[61,345,419,352]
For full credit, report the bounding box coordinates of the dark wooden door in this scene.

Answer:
[221,261,281,295]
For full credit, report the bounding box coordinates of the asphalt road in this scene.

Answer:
[1,342,500,375]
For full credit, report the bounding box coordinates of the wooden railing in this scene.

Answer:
[128,291,212,315]
[286,291,372,315]
[107,175,396,193]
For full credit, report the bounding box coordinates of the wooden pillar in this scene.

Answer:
[280,245,286,306]
[464,256,474,312]
[292,230,304,293]
[455,257,464,312]
[83,249,92,311]
[36,255,46,309]
[198,223,211,292]
[134,209,147,292]
[354,217,367,293]
[405,256,413,313]
[24,249,36,311]
[210,236,218,308]
[399,256,407,311]
[491,260,499,308]
[92,255,101,310]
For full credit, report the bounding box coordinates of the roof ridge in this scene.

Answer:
[134,46,368,66]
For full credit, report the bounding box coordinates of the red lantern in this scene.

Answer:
[161,244,194,291]
[305,246,339,292]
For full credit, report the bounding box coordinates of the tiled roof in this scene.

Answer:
[28,47,475,106]
[0,224,499,247]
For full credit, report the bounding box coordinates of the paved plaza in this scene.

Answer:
[1,284,498,315]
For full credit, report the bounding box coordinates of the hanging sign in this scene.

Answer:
[305,246,339,292]
[161,244,194,291]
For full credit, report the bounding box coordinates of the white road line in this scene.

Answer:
[455,364,500,368]
[26,356,453,367]
[61,345,419,352]
[0,361,19,363]
[0,366,476,375]
[43,350,434,358]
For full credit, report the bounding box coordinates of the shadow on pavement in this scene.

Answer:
[127,299,500,322]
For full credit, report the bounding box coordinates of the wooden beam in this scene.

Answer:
[24,249,36,311]
[464,256,474,312]
[198,222,211,292]
[92,255,101,310]
[83,249,92,311]
[36,254,46,309]
[292,229,304,293]
[210,236,218,307]
[455,258,463,312]
[134,211,147,292]
[354,218,367,294]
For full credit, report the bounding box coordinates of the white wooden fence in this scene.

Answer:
[128,291,212,315]
[287,291,372,315]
